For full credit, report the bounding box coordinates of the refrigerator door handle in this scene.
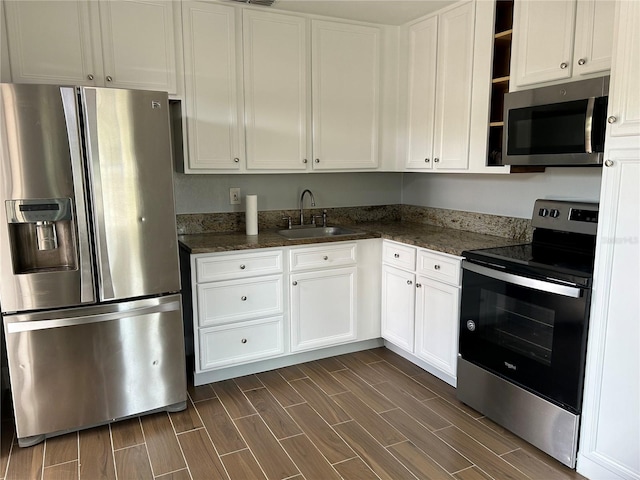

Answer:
[80,87,115,300]
[60,87,95,304]
[5,299,181,333]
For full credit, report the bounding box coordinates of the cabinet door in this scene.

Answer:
[381,265,415,352]
[578,153,640,479]
[433,1,475,170]
[573,0,615,76]
[406,16,437,170]
[414,276,460,378]
[311,20,380,170]
[4,1,101,86]
[182,1,243,171]
[606,0,640,138]
[1,4,12,83]
[290,267,356,352]
[243,11,309,170]
[98,0,177,94]
[512,0,576,87]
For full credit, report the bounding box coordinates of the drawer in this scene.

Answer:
[199,317,284,370]
[382,241,416,271]
[195,249,282,282]
[196,275,283,326]
[416,250,461,286]
[290,243,357,272]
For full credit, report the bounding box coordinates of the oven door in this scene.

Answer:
[459,261,591,413]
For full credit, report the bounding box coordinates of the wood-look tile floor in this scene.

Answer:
[0,348,586,480]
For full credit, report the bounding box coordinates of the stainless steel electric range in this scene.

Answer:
[457,199,599,468]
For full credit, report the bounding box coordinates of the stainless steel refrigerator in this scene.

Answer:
[0,84,186,447]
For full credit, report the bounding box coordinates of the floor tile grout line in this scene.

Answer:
[108,420,119,480]
[112,441,147,452]
[329,455,359,467]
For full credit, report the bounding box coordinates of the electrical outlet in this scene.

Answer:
[229,187,241,205]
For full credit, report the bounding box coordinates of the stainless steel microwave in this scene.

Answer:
[502,76,609,166]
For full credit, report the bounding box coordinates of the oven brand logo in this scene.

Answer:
[504,361,517,371]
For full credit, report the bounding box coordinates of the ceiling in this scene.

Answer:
[239,0,457,25]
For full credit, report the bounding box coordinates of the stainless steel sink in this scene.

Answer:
[277,226,366,240]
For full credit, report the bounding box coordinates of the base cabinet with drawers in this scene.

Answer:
[191,248,285,373]
[181,239,381,384]
[381,240,462,386]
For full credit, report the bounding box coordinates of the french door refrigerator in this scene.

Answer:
[0,84,186,447]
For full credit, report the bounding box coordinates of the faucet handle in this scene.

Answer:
[282,216,292,229]
[322,209,327,227]
[311,214,323,226]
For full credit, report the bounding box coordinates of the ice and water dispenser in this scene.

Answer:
[5,198,78,274]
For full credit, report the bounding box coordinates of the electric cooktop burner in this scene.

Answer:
[463,199,599,284]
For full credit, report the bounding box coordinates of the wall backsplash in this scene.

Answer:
[177,204,532,241]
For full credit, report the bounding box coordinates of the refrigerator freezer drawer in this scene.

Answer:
[3,294,186,442]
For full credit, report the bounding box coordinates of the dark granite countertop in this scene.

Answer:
[178,221,524,257]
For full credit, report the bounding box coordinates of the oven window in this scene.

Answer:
[479,289,555,366]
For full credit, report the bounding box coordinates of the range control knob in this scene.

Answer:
[550,209,560,218]
[466,320,476,332]
[538,208,549,217]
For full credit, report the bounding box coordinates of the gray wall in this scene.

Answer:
[402,168,603,218]
[173,172,403,214]
[173,168,602,219]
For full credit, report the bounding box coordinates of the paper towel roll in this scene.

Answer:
[245,195,258,236]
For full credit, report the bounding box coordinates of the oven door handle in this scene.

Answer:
[463,261,583,298]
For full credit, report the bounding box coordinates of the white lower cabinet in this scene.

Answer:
[289,243,358,352]
[381,240,462,385]
[191,248,285,375]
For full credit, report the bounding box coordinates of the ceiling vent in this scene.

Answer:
[229,0,276,6]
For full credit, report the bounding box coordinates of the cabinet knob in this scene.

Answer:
[394,253,400,258]
[240,264,246,269]
[106,75,113,82]
[241,338,247,344]
[323,256,328,260]
[578,58,586,66]
[87,74,94,81]
[425,158,430,163]
[434,264,441,270]
[234,157,240,163]
[241,296,247,301]
[292,281,298,286]
[303,159,308,164]
[407,280,413,285]
[434,158,440,163]
[607,116,617,124]
[416,283,422,288]
[314,159,320,164]
[560,62,568,69]
[605,160,614,167]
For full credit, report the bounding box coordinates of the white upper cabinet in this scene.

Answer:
[405,1,475,171]
[406,16,437,170]
[511,0,614,90]
[573,0,615,76]
[1,3,12,83]
[4,1,99,86]
[311,20,380,170]
[97,1,177,93]
[181,1,243,171]
[605,0,640,139]
[243,10,309,170]
[4,0,178,94]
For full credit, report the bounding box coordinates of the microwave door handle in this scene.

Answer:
[463,261,582,298]
[585,97,595,154]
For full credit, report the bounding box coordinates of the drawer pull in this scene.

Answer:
[394,253,400,258]
[240,264,246,270]
[434,265,441,270]
[241,338,247,344]
[407,280,413,285]
[292,281,298,286]
[323,256,328,260]
[241,296,247,301]
[416,283,422,288]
